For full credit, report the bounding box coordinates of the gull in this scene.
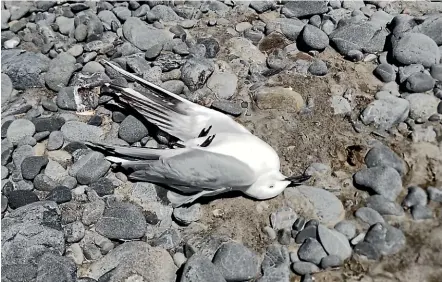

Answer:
[86,60,310,207]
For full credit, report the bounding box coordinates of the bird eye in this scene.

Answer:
[269,185,274,188]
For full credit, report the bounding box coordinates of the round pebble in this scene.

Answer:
[308,60,328,76]
[6,119,36,145]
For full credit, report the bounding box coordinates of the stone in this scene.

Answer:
[392,33,440,68]
[265,18,305,41]
[213,242,260,281]
[291,262,320,275]
[47,131,64,151]
[317,225,352,261]
[308,59,328,76]
[374,64,396,82]
[1,73,13,106]
[83,61,105,74]
[354,166,403,201]
[145,44,163,60]
[181,57,214,91]
[150,228,181,250]
[267,49,286,70]
[270,206,297,230]
[298,238,327,265]
[302,24,329,50]
[406,93,439,120]
[398,64,425,84]
[7,190,40,209]
[411,205,433,220]
[21,156,48,180]
[226,37,266,64]
[35,252,76,282]
[295,225,318,244]
[61,121,103,143]
[402,186,428,208]
[42,100,58,112]
[33,174,57,191]
[428,187,442,203]
[12,145,34,168]
[32,116,65,132]
[181,254,226,282]
[278,228,292,245]
[360,94,409,130]
[329,22,386,56]
[82,241,177,281]
[330,96,351,115]
[71,152,110,185]
[55,16,74,35]
[355,207,385,225]
[292,217,306,231]
[364,222,405,255]
[45,52,76,91]
[173,204,202,225]
[1,50,50,90]
[64,221,85,243]
[123,17,172,51]
[6,119,36,145]
[118,115,149,143]
[320,255,342,269]
[185,234,231,261]
[365,144,405,175]
[1,139,14,166]
[282,0,328,18]
[354,242,380,260]
[284,186,345,227]
[259,244,290,282]
[89,178,115,196]
[334,221,356,240]
[412,14,442,45]
[405,72,435,93]
[82,200,105,226]
[46,186,72,204]
[430,64,442,81]
[95,202,146,240]
[83,243,102,260]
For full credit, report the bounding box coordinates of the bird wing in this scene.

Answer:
[115,148,257,191]
[103,60,251,142]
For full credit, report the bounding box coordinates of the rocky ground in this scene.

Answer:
[1,1,442,282]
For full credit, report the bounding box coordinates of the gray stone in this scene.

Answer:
[161,80,185,94]
[291,261,320,275]
[6,119,35,145]
[145,43,163,60]
[392,33,440,68]
[412,14,442,45]
[46,186,72,204]
[113,6,131,22]
[320,255,342,269]
[12,145,34,168]
[1,139,14,166]
[118,115,149,143]
[89,177,114,196]
[355,207,385,225]
[353,242,380,260]
[55,16,74,35]
[402,186,428,208]
[295,225,318,244]
[74,24,88,41]
[82,200,105,226]
[82,61,105,73]
[308,60,328,76]
[1,49,50,90]
[95,202,147,240]
[35,252,76,282]
[1,73,13,106]
[405,72,435,93]
[334,221,356,240]
[47,131,64,151]
[44,160,68,182]
[123,17,172,51]
[282,0,327,18]
[267,49,286,70]
[70,151,110,185]
[213,242,260,281]
[56,86,77,110]
[1,9,10,29]
[83,243,102,260]
[21,156,48,180]
[150,228,181,250]
[7,190,39,209]
[354,166,403,201]
[1,201,65,270]
[406,93,439,120]
[270,206,297,230]
[298,238,327,265]
[360,94,409,129]
[181,57,215,91]
[185,234,231,260]
[173,204,202,225]
[42,100,58,112]
[430,64,442,81]
[303,24,329,50]
[82,241,177,281]
[329,22,386,55]
[428,187,442,203]
[398,64,425,84]
[98,10,120,31]
[61,121,103,143]
[317,225,352,261]
[33,174,57,191]
[211,100,242,117]
[365,144,405,175]
[278,228,292,245]
[364,222,405,255]
[45,52,76,91]
[181,254,227,282]
[374,64,396,82]
[150,5,180,21]
[259,244,290,282]
[411,205,433,220]
[61,176,77,189]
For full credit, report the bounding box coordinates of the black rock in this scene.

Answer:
[46,186,72,204]
[210,100,242,117]
[89,177,115,196]
[63,141,88,154]
[305,219,319,227]
[21,156,49,180]
[278,228,292,245]
[32,117,66,132]
[87,115,102,126]
[112,111,127,123]
[295,225,317,244]
[293,217,306,231]
[7,190,40,209]
[196,37,220,58]
[1,120,13,138]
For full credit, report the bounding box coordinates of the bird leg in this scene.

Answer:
[199,135,216,147]
[198,125,212,137]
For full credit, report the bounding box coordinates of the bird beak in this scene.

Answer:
[285,174,311,187]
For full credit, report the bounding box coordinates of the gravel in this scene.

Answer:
[212,242,260,281]
[354,166,403,201]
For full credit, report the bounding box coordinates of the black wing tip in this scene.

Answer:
[286,174,311,185]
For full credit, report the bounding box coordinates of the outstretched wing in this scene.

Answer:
[103,60,251,142]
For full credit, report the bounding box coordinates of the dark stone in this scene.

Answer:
[295,225,317,244]
[354,242,380,260]
[87,115,102,126]
[293,217,306,231]
[1,120,13,138]
[21,156,49,180]
[63,141,88,154]
[45,186,72,204]
[7,190,40,209]
[89,178,115,196]
[196,37,220,58]
[32,117,66,132]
